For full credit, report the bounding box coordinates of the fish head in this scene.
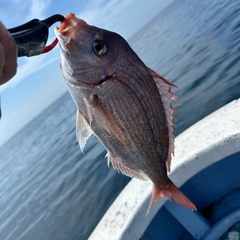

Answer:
[54,13,134,87]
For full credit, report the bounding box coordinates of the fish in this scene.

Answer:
[54,13,196,213]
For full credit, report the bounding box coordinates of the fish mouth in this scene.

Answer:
[54,13,88,50]
[54,26,69,48]
[59,13,78,36]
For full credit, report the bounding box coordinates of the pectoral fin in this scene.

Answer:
[84,95,129,152]
[76,109,93,153]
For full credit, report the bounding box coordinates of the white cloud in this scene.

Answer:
[0,51,59,93]
[28,0,52,20]
[1,0,52,27]
[0,0,60,94]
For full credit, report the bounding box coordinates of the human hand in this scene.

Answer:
[0,21,17,85]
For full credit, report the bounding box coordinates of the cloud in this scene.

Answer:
[0,0,58,94]
[1,0,52,28]
[28,0,52,20]
[0,51,59,93]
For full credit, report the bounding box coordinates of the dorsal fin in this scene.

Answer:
[107,153,148,181]
[76,109,93,152]
[148,67,179,173]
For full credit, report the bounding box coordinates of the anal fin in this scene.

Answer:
[107,154,147,181]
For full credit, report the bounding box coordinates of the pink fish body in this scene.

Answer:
[55,13,196,212]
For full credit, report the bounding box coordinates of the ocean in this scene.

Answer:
[1,0,240,239]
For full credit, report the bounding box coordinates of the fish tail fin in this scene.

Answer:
[147,180,196,214]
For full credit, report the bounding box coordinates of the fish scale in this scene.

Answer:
[55,12,196,213]
[95,79,167,169]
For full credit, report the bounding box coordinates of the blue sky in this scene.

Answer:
[0,0,172,146]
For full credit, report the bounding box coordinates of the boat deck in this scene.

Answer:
[90,99,240,240]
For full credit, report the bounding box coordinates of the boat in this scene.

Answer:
[89,99,240,240]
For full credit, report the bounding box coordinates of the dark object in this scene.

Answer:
[8,14,65,57]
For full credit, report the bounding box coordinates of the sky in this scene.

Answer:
[0,0,173,146]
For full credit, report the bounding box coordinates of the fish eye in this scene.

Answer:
[92,40,108,56]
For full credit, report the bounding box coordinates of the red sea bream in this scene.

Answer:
[54,13,196,213]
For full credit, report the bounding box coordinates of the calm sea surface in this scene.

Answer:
[1,0,240,239]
